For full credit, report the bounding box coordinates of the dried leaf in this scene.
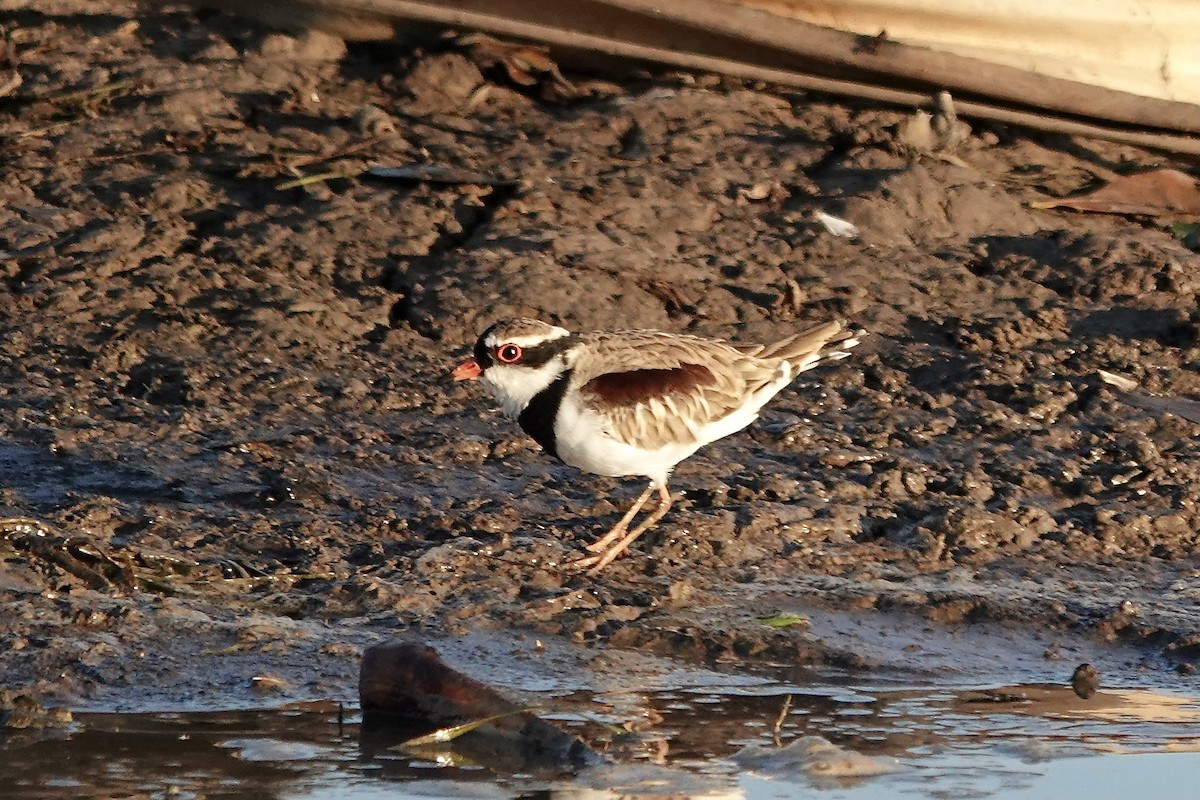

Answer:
[459,34,577,99]
[737,181,775,203]
[502,62,538,87]
[1031,169,1200,217]
[510,47,556,73]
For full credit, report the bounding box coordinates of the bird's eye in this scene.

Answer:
[496,343,522,364]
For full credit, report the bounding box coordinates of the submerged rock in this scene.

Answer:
[734,735,899,779]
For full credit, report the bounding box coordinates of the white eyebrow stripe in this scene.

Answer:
[486,330,571,350]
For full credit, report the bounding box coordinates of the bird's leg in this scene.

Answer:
[584,482,656,553]
[572,484,673,574]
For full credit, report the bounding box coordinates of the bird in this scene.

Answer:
[451,318,863,573]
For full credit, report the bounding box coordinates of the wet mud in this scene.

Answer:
[2,0,1200,720]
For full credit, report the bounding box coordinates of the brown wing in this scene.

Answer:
[583,363,717,405]
[572,331,780,449]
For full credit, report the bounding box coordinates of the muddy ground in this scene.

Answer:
[2,0,1200,715]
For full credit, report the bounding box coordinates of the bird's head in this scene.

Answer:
[452,318,575,417]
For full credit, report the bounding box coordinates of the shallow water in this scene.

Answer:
[5,674,1197,799]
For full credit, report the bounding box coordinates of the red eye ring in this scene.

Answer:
[496,343,522,364]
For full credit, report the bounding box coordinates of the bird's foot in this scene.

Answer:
[583,525,628,553]
[567,548,623,575]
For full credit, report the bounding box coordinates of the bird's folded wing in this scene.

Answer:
[573,333,778,449]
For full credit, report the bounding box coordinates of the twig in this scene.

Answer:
[44,79,138,105]
[0,70,21,99]
[0,231,80,261]
[391,110,515,143]
[275,170,360,190]
[772,694,792,746]
[286,135,386,170]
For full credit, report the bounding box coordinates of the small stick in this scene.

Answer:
[390,110,515,143]
[45,79,138,105]
[286,136,385,170]
[275,170,360,190]
[772,693,792,746]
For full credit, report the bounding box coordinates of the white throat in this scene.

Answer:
[483,358,567,418]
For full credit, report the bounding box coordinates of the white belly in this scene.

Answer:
[547,366,790,484]
[553,398,705,485]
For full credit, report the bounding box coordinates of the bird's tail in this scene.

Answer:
[755,320,865,376]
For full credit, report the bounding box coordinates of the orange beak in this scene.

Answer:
[452,358,482,381]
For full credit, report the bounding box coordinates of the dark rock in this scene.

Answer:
[359,639,601,772]
[1071,663,1099,699]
